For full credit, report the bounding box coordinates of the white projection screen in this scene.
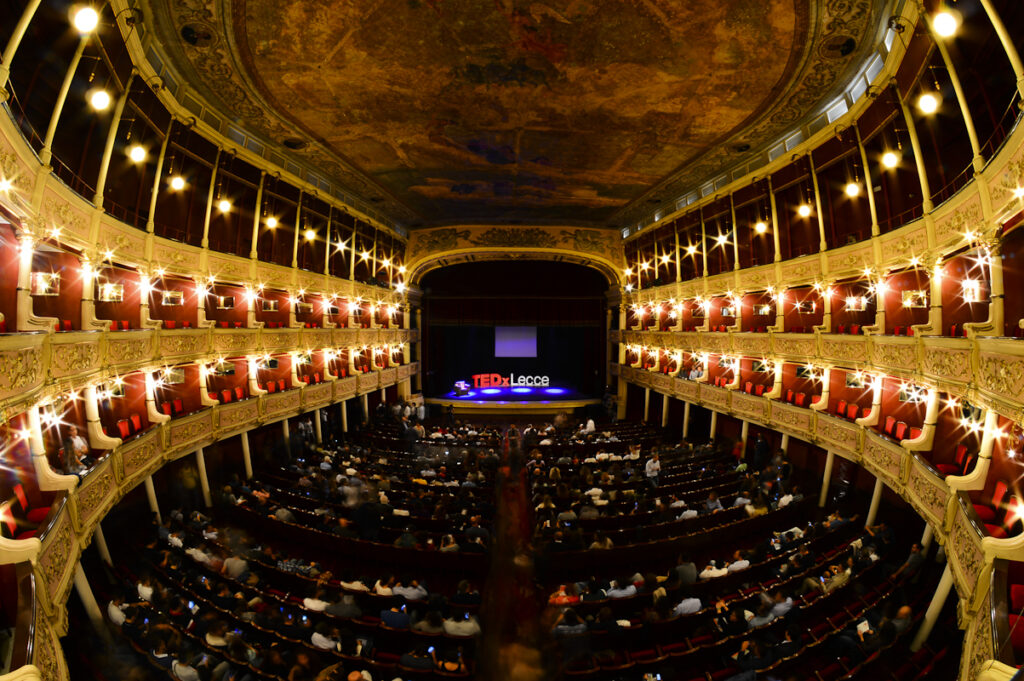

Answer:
[494,326,537,358]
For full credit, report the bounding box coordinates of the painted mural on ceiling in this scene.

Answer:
[146,0,881,227]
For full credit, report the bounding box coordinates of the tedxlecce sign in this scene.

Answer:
[471,373,550,387]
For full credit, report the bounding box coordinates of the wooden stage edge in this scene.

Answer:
[424,397,601,415]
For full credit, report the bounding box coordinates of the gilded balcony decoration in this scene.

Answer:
[819,335,869,366]
[0,334,45,404]
[168,411,215,452]
[334,328,359,346]
[302,382,333,409]
[118,430,163,489]
[976,339,1024,417]
[733,334,771,357]
[206,254,253,283]
[397,364,412,381]
[732,391,769,423]
[772,334,818,361]
[106,332,156,370]
[862,431,908,489]
[334,376,359,400]
[357,372,378,393]
[769,401,814,439]
[922,340,973,390]
[870,335,920,376]
[963,594,995,681]
[303,328,333,348]
[358,328,380,345]
[651,372,673,395]
[264,390,303,419]
[72,459,118,534]
[949,495,987,603]
[814,413,862,458]
[261,329,300,352]
[164,329,213,359]
[380,367,398,388]
[826,243,874,277]
[214,399,261,434]
[49,333,103,381]
[906,454,950,529]
[699,383,731,410]
[35,508,76,618]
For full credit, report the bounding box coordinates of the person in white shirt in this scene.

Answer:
[606,579,637,598]
[673,595,702,616]
[340,577,369,592]
[107,597,127,625]
[727,550,751,572]
[583,418,596,434]
[373,576,395,596]
[645,454,661,486]
[303,588,331,611]
[699,562,728,580]
[137,578,154,601]
[442,613,481,636]
[393,578,428,601]
[311,623,341,650]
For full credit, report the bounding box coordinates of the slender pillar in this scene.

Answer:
[925,14,983,170]
[0,0,43,95]
[39,36,89,166]
[661,394,670,427]
[93,523,113,566]
[780,433,790,452]
[865,477,884,527]
[808,154,828,252]
[709,410,718,440]
[145,118,175,234]
[144,475,161,523]
[291,194,303,269]
[281,418,290,445]
[199,148,222,249]
[93,71,137,206]
[195,448,212,508]
[819,450,835,508]
[894,83,933,213]
[361,393,369,424]
[854,124,880,237]
[643,388,651,422]
[74,563,104,630]
[979,0,1024,98]
[921,523,934,553]
[314,408,323,444]
[682,401,691,440]
[250,171,266,259]
[768,176,782,262]
[240,431,253,479]
[729,193,740,270]
[911,564,954,651]
[739,420,750,458]
[341,399,349,433]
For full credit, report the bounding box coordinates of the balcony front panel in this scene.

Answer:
[206,252,254,283]
[262,329,301,352]
[733,333,771,357]
[699,383,731,411]
[814,412,862,458]
[380,367,398,388]
[779,255,821,286]
[397,364,412,381]
[731,391,769,424]
[334,328,359,346]
[869,335,919,376]
[976,338,1024,415]
[825,242,874,278]
[152,239,204,273]
[73,456,119,534]
[210,328,255,355]
[161,328,213,360]
[264,389,302,419]
[0,333,46,403]
[673,378,699,401]
[651,372,673,395]
[303,327,333,348]
[921,338,973,390]
[49,332,104,382]
[769,401,815,441]
[905,454,950,530]
[334,376,358,400]
[106,331,156,371]
[214,399,261,435]
[949,496,987,605]
[357,372,378,393]
[819,334,869,366]
[36,504,76,619]
[96,214,148,265]
[932,189,984,252]
[119,429,164,489]
[358,328,380,345]
[302,382,334,409]
[697,331,730,355]
[877,222,929,271]
[772,334,818,361]
[167,410,214,453]
[737,264,774,290]
[862,430,908,489]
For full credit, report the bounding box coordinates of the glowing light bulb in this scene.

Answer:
[72,6,99,33]
[89,89,111,111]
[754,221,768,234]
[128,145,147,163]
[170,176,185,191]
[304,229,316,241]
[0,179,11,192]
[845,182,860,198]
[218,199,232,213]
[933,11,959,37]
[797,204,812,218]
[881,151,899,168]
[918,92,939,115]
[266,216,278,228]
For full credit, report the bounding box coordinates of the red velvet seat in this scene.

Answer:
[182,320,192,328]
[745,381,753,394]
[234,387,244,401]
[937,445,971,477]
[907,426,922,441]
[785,390,794,404]
[850,324,861,335]
[233,321,242,328]
[1,508,37,540]
[266,382,277,393]
[846,403,859,420]
[894,422,908,440]
[0,320,7,333]
[13,484,50,525]
[883,416,896,436]
[221,389,232,403]
[794,392,807,407]
[755,384,766,397]
[277,379,286,392]
[172,399,183,414]
[218,321,229,328]
[116,419,131,439]
[129,413,142,433]
[160,402,172,416]
[974,480,1009,522]
[164,320,176,329]
[837,324,847,334]
[836,399,848,416]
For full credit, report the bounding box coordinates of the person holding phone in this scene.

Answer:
[380,598,411,629]
[436,647,467,673]
[398,644,435,670]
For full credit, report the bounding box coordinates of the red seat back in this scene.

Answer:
[116,420,131,438]
[109,321,118,331]
[266,382,277,393]
[893,422,908,440]
[837,324,846,334]
[221,389,232,403]
[277,379,286,391]
[846,403,859,420]
[755,385,766,397]
[161,402,172,415]
[218,321,229,328]
[851,324,861,335]
[794,392,806,407]
[12,485,30,513]
[129,414,142,433]
[173,398,183,414]
[836,399,847,416]
[992,480,1010,509]
[234,387,244,401]
[164,320,176,329]
[182,321,191,328]
[785,390,794,404]
[884,416,896,436]
[0,320,7,333]
[907,427,922,440]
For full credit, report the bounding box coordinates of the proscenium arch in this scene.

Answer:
[408,249,622,288]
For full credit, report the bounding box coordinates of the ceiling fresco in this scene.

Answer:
[142,0,883,228]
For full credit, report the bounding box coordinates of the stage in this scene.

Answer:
[425,385,600,414]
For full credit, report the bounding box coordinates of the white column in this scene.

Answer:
[661,394,670,428]
[682,402,691,439]
[361,393,369,423]
[739,420,750,458]
[39,36,89,166]
[911,564,954,651]
[144,475,161,524]
[780,433,790,452]
[0,0,43,94]
[865,477,884,527]
[93,523,112,566]
[195,448,212,508]
[709,410,718,440]
[74,563,104,630]
[314,408,323,444]
[921,524,934,553]
[240,431,253,480]
[341,399,349,433]
[643,388,651,422]
[819,450,835,508]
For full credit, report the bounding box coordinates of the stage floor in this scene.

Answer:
[425,386,599,414]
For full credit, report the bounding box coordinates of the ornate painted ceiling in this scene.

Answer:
[141,0,883,229]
